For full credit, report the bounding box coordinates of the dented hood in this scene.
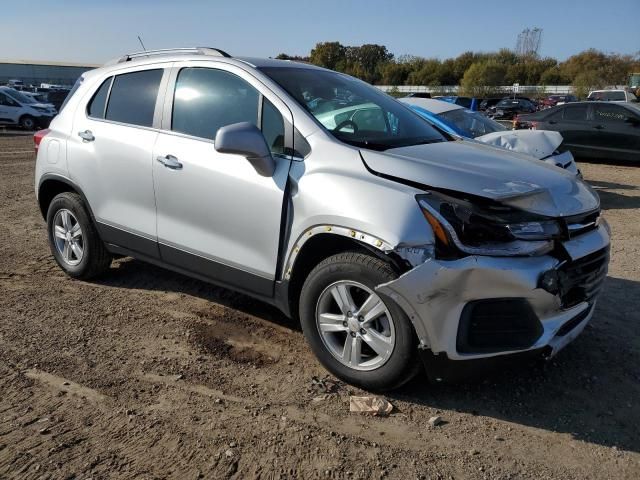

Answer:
[360,140,599,217]
[475,130,563,159]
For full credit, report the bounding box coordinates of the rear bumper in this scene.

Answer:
[376,225,610,363]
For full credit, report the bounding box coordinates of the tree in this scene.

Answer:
[309,42,346,71]
[460,61,507,96]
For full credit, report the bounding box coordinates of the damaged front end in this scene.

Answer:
[377,191,610,382]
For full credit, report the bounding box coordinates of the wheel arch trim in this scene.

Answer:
[37,174,95,220]
[283,225,394,281]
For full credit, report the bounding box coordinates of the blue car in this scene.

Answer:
[400,97,579,176]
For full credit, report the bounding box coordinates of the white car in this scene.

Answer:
[0,86,57,130]
[588,90,638,102]
[400,97,579,176]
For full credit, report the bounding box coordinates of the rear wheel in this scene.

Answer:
[299,252,419,391]
[19,115,35,130]
[46,192,112,279]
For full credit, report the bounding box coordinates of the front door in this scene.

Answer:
[152,64,292,297]
[0,92,21,124]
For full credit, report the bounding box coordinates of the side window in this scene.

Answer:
[172,67,259,141]
[563,105,588,121]
[261,98,285,155]
[594,104,627,123]
[0,93,19,107]
[105,69,163,127]
[87,77,112,119]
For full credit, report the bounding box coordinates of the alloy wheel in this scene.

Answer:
[315,280,396,371]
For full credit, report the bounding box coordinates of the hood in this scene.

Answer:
[360,140,599,217]
[475,130,563,159]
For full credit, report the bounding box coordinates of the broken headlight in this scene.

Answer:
[417,192,560,257]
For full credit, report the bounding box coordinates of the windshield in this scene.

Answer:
[438,109,506,138]
[496,99,520,108]
[259,67,446,151]
[6,89,36,104]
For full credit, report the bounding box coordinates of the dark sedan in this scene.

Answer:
[489,98,537,120]
[515,102,640,162]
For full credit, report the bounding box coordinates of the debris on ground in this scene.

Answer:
[309,376,339,394]
[349,396,394,416]
[428,415,444,427]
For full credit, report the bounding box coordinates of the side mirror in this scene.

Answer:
[214,122,275,177]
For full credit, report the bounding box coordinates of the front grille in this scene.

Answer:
[457,298,543,354]
[561,210,600,238]
[558,247,609,308]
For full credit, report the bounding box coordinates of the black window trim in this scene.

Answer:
[83,67,168,131]
[161,64,297,159]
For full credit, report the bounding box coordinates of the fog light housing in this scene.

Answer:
[539,270,560,294]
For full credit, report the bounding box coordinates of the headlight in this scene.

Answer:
[32,106,48,113]
[417,192,559,257]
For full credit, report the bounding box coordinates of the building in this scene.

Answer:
[0,59,100,88]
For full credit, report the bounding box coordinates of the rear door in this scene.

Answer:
[68,66,168,258]
[151,62,293,297]
[592,103,640,161]
[552,104,595,157]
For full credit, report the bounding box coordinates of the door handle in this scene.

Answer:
[78,130,95,142]
[156,154,183,170]
[593,125,605,130]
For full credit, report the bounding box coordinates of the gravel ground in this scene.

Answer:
[0,135,638,479]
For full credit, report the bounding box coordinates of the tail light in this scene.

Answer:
[34,128,50,154]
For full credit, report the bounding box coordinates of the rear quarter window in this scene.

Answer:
[87,77,112,119]
[105,69,163,127]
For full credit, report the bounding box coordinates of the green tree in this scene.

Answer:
[460,61,506,96]
[309,42,347,71]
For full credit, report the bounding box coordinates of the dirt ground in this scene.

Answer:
[0,134,638,480]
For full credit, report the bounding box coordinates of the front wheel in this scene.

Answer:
[299,252,419,391]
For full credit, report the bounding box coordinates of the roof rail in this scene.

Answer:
[104,47,232,66]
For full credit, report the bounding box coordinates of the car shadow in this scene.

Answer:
[392,275,640,453]
[589,180,640,210]
[95,257,297,331]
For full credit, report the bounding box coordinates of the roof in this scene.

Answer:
[399,97,462,114]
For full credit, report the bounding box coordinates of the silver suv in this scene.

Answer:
[35,48,610,390]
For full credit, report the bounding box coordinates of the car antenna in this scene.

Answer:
[137,35,147,52]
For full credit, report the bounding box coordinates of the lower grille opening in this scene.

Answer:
[457,298,543,354]
[556,304,593,337]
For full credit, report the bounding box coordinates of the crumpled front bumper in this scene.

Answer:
[376,225,610,362]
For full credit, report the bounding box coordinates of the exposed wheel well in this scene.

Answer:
[38,179,78,219]
[286,233,403,322]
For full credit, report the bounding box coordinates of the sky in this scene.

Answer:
[1,0,638,64]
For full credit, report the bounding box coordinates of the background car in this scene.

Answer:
[541,94,577,109]
[489,97,537,120]
[478,97,502,111]
[0,86,57,129]
[433,95,475,109]
[515,101,640,162]
[400,97,579,174]
[588,89,637,102]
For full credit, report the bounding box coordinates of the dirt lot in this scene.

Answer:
[0,135,638,479]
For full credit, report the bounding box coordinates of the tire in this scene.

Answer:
[19,115,36,130]
[299,251,420,391]
[46,192,112,279]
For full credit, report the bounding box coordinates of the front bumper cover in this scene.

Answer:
[376,225,610,362]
